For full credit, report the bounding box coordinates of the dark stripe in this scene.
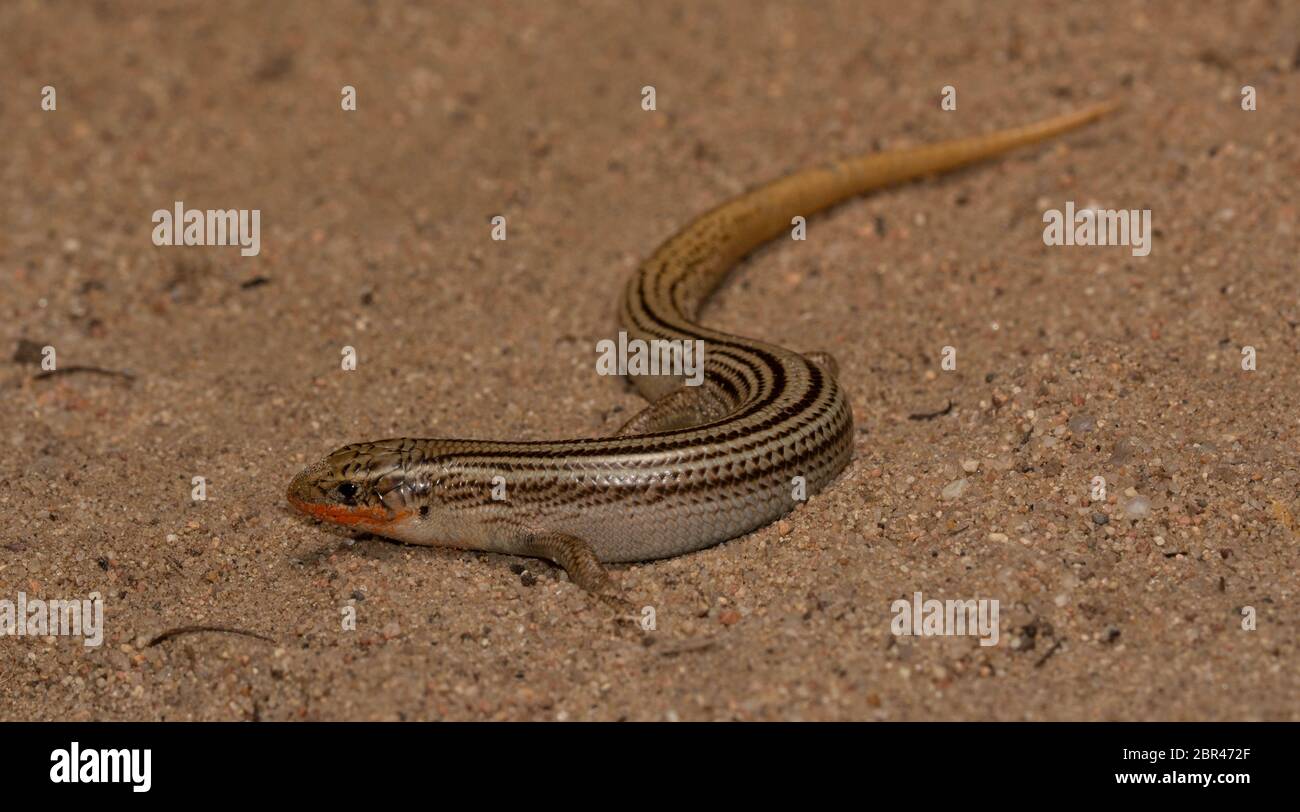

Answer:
[441,361,831,468]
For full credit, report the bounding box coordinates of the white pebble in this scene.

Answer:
[1123,496,1151,519]
[941,478,969,500]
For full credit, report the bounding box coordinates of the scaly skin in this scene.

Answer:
[287,102,1116,595]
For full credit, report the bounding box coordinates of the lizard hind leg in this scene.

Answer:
[804,350,840,379]
[614,380,734,436]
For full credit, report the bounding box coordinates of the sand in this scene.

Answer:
[2,0,1297,721]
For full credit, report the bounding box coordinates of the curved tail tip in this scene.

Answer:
[1082,98,1125,119]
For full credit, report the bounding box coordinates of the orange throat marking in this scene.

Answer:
[289,496,411,531]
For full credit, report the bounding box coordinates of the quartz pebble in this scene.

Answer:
[1123,496,1152,519]
[941,478,969,500]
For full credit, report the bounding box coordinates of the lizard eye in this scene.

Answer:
[336,482,359,503]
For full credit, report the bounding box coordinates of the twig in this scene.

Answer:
[908,400,953,421]
[658,638,717,657]
[146,625,274,647]
[1034,638,1064,668]
[33,365,135,383]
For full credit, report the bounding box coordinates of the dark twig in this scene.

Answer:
[658,638,717,657]
[146,625,275,648]
[1034,638,1064,668]
[33,365,135,383]
[908,399,953,421]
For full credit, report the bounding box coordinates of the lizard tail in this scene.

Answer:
[831,99,1121,190]
[647,100,1121,321]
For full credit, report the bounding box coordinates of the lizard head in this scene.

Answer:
[286,441,432,538]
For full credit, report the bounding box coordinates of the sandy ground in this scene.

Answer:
[2,0,1298,721]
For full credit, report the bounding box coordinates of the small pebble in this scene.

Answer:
[1123,496,1151,519]
[961,459,980,473]
[941,478,969,500]
[1068,414,1095,434]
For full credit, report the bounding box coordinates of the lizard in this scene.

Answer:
[287,101,1116,597]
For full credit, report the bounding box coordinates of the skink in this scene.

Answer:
[287,102,1115,596]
